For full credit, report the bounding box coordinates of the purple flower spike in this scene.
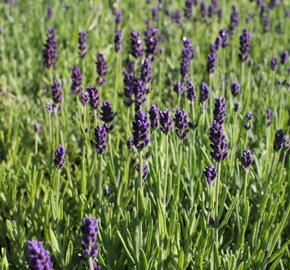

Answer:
[174,109,189,139]
[200,82,210,102]
[229,5,239,34]
[234,101,241,112]
[271,56,278,71]
[184,0,193,19]
[152,7,159,21]
[52,80,63,103]
[159,110,173,134]
[48,6,53,19]
[173,81,185,96]
[96,53,108,84]
[144,27,158,56]
[207,52,217,74]
[262,16,270,33]
[244,111,253,130]
[80,217,100,266]
[131,31,144,58]
[213,97,226,124]
[81,92,89,105]
[54,144,65,169]
[266,108,273,126]
[132,109,151,150]
[209,120,228,162]
[239,29,251,62]
[26,240,53,270]
[204,165,217,184]
[281,51,289,64]
[186,81,196,101]
[141,58,152,83]
[87,85,100,109]
[78,32,87,59]
[114,29,122,53]
[200,2,207,18]
[101,101,114,123]
[182,37,194,60]
[148,104,159,129]
[273,130,285,151]
[115,10,122,24]
[71,65,83,94]
[43,27,57,68]
[135,164,149,181]
[241,149,253,169]
[95,125,108,153]
[231,82,240,96]
[219,29,229,48]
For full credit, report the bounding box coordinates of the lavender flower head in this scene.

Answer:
[159,110,173,134]
[174,109,189,139]
[144,28,158,56]
[244,111,253,130]
[266,108,273,126]
[231,82,240,96]
[281,51,289,64]
[184,0,193,19]
[131,31,144,58]
[209,120,228,162]
[229,5,239,34]
[239,29,251,62]
[71,65,83,94]
[80,217,100,266]
[173,81,185,96]
[43,27,57,68]
[81,92,89,105]
[182,37,194,60]
[87,85,100,109]
[54,144,65,168]
[96,53,108,84]
[219,29,229,48]
[141,58,152,83]
[200,2,207,18]
[95,125,108,153]
[52,80,63,103]
[148,104,159,129]
[114,29,122,53]
[213,97,226,124]
[78,32,87,58]
[200,82,210,102]
[114,10,122,24]
[241,149,253,169]
[26,240,53,270]
[101,101,114,123]
[204,165,217,184]
[186,81,196,101]
[207,52,217,74]
[152,7,159,21]
[135,164,149,181]
[48,6,53,19]
[132,110,151,150]
[273,129,285,151]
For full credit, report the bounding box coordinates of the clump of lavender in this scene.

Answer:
[173,81,185,96]
[207,52,217,74]
[200,82,210,102]
[71,65,83,94]
[54,144,65,168]
[266,108,273,126]
[204,165,217,184]
[281,51,289,64]
[96,53,108,85]
[231,82,240,96]
[114,29,122,53]
[174,109,189,139]
[244,111,253,130]
[48,6,53,19]
[239,29,251,62]
[114,10,122,24]
[148,104,159,129]
[229,5,239,34]
[273,130,285,151]
[43,28,57,68]
[186,81,196,101]
[241,149,253,170]
[80,217,100,269]
[152,7,159,21]
[94,125,108,153]
[131,31,144,58]
[141,58,152,83]
[144,27,158,57]
[132,110,151,150]
[184,0,193,19]
[26,240,53,270]
[51,80,63,103]
[209,120,228,162]
[271,56,278,71]
[159,110,173,134]
[213,97,226,124]
[262,16,270,33]
[135,164,149,181]
[78,32,87,58]
[219,29,229,48]
[87,85,100,109]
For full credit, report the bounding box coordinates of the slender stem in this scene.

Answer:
[215,162,221,249]
[98,154,103,201]
[138,150,143,191]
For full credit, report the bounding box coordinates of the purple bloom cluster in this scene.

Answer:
[200,82,210,102]
[95,125,108,153]
[273,129,285,151]
[87,85,100,109]
[51,80,63,103]
[180,37,194,79]
[204,165,217,184]
[71,65,83,94]
[241,149,253,169]
[266,108,273,126]
[174,109,189,139]
[160,110,173,134]
[148,104,159,129]
[96,53,108,85]
[132,110,151,150]
[43,28,57,68]
[262,16,270,33]
[209,120,228,162]
[186,81,196,101]
[78,32,87,58]
[54,144,65,168]
[239,29,251,62]
[244,111,253,130]
[26,240,53,270]
[135,164,149,181]
[48,6,53,19]
[271,56,278,71]
[231,82,240,96]
[101,101,114,123]
[184,0,193,19]
[219,29,229,48]
[80,217,100,268]
[144,27,158,56]
[173,81,185,96]
[281,51,289,64]
[207,52,217,74]
[213,97,226,124]
[141,58,152,83]
[114,29,122,53]
[131,31,144,58]
[152,7,159,21]
[229,5,239,34]
[81,92,89,105]
[114,10,122,24]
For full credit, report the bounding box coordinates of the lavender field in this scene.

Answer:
[0,0,289,269]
